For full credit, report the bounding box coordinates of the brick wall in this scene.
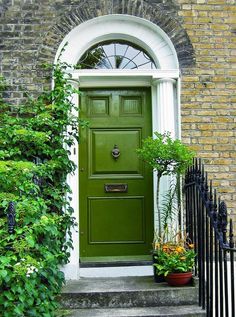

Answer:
[0,0,235,214]
[179,1,236,212]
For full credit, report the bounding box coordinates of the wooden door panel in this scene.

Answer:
[90,128,142,177]
[88,96,110,117]
[120,96,143,116]
[88,197,145,244]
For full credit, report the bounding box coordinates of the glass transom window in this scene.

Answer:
[76,41,157,70]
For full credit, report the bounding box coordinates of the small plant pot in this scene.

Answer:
[165,272,193,286]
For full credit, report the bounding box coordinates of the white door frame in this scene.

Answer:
[63,69,180,280]
[55,14,181,280]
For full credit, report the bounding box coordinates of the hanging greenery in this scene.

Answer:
[0,56,86,316]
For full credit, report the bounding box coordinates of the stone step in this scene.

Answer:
[60,276,199,309]
[62,305,206,317]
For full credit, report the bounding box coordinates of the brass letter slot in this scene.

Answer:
[104,184,128,193]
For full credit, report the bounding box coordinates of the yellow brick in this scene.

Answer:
[228,70,236,76]
[211,173,234,179]
[213,117,231,123]
[197,17,212,23]
[192,5,212,10]
[182,17,194,23]
[179,11,195,17]
[199,152,220,158]
[195,43,215,49]
[195,69,215,75]
[205,165,220,172]
[182,5,192,10]
[195,110,216,116]
[201,131,213,136]
[209,11,229,17]
[198,11,209,16]
[181,117,200,123]
[213,131,234,137]
[217,180,231,187]
[209,0,229,4]
[199,138,219,144]
[220,152,230,158]
[189,145,202,151]
[214,144,234,150]
[214,38,228,43]
[218,188,235,193]
[211,24,230,31]
[203,145,213,150]
[215,159,233,165]
[182,83,195,89]
[182,76,200,82]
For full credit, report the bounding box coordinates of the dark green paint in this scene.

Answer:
[79,88,153,258]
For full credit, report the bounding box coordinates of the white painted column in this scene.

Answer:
[154,78,177,137]
[152,78,178,234]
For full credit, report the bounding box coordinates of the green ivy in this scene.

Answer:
[0,56,86,316]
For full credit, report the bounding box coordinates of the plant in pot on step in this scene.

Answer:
[153,233,196,286]
[152,182,179,282]
[136,131,195,282]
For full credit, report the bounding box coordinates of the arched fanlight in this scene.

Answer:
[76,41,157,70]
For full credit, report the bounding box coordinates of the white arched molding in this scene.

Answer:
[56,15,179,69]
[57,14,181,279]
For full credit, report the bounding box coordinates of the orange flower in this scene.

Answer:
[176,246,185,253]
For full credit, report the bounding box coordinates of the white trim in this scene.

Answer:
[57,14,180,280]
[72,70,179,87]
[56,15,179,69]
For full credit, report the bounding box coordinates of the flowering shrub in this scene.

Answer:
[0,55,86,316]
[153,238,196,276]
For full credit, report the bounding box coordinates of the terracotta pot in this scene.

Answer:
[165,272,193,286]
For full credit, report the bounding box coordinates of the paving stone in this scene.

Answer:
[63,305,206,317]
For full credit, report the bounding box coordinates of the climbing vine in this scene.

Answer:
[0,56,86,316]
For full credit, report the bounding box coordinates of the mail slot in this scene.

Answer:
[104,184,128,193]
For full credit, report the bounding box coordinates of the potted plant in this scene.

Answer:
[137,131,195,282]
[153,235,196,286]
[152,182,179,282]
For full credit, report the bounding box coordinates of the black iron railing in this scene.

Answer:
[185,158,236,317]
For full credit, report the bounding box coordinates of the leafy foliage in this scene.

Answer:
[0,57,86,316]
[137,132,195,237]
[137,131,194,179]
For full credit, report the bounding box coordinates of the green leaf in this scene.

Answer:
[26,235,35,247]
[0,269,8,278]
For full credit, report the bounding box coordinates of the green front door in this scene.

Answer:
[79,88,153,259]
